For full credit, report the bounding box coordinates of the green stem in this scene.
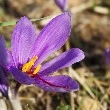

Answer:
[0,16,51,26]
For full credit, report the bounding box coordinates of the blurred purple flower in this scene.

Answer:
[0,12,85,92]
[0,37,9,97]
[0,66,8,97]
[54,0,68,11]
[104,48,110,64]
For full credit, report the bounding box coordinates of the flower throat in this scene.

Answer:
[22,56,41,76]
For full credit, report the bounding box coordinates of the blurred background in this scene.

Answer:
[0,0,110,110]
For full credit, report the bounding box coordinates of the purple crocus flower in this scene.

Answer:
[54,0,68,11]
[0,66,8,97]
[1,12,85,92]
[0,37,9,97]
[104,48,110,64]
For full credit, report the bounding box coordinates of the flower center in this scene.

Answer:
[22,56,41,76]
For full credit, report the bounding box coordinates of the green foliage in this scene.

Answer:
[0,21,17,26]
[0,16,50,26]
[56,105,71,110]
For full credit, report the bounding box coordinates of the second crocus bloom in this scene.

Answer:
[0,37,9,97]
[54,0,68,11]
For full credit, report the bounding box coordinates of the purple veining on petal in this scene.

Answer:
[11,17,37,67]
[0,36,10,68]
[30,12,71,66]
[39,48,84,76]
[34,75,79,92]
[5,12,85,93]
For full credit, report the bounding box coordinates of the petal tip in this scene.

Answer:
[75,48,85,61]
[72,81,79,92]
[57,11,71,22]
[17,16,31,26]
[64,11,71,16]
[62,11,71,20]
[19,16,29,20]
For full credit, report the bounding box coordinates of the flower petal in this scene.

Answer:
[104,48,110,64]
[34,75,79,92]
[30,12,71,66]
[0,36,10,68]
[8,66,36,85]
[11,17,37,67]
[39,48,84,76]
[55,0,68,11]
[0,66,8,97]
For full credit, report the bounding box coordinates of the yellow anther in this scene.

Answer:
[22,56,38,72]
[33,65,41,75]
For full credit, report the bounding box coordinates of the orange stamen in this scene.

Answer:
[22,56,41,76]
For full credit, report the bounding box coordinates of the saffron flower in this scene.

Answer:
[0,12,85,92]
[0,37,8,96]
[54,0,68,11]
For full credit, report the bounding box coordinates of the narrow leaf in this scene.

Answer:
[0,16,50,26]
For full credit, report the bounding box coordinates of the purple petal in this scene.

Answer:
[7,50,15,67]
[11,17,37,67]
[0,36,10,68]
[104,48,110,64]
[30,12,71,66]
[8,67,36,85]
[39,48,84,76]
[34,75,79,92]
[0,84,8,97]
[54,0,68,11]
[0,66,8,97]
